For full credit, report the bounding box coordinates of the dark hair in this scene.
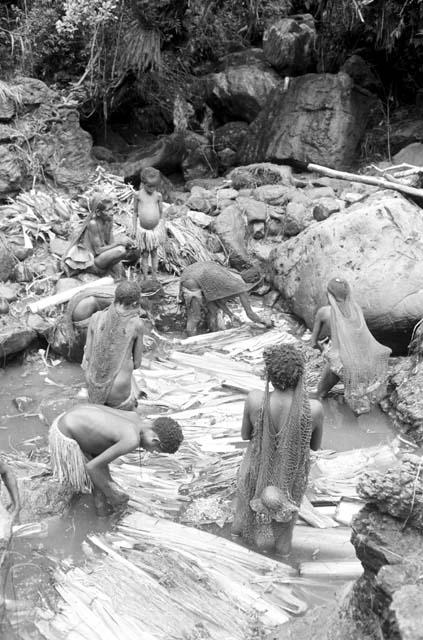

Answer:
[263,343,305,390]
[152,417,183,454]
[140,167,160,185]
[114,280,141,306]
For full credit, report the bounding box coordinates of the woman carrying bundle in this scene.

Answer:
[232,344,323,557]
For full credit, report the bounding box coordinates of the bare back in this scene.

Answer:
[243,389,323,450]
[58,405,141,456]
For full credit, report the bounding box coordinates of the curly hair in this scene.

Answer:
[263,343,305,390]
[114,280,141,306]
[152,417,183,454]
[140,166,160,185]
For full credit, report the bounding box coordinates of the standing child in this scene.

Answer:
[132,167,166,280]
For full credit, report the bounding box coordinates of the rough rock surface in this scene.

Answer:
[204,61,281,123]
[263,14,316,76]
[228,163,293,190]
[0,77,95,197]
[383,356,423,443]
[358,454,423,531]
[112,131,218,182]
[0,236,16,281]
[213,121,249,153]
[211,204,251,270]
[393,142,423,167]
[269,190,423,338]
[340,55,382,94]
[239,72,376,170]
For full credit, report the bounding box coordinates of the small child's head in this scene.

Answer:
[152,417,183,453]
[141,167,161,193]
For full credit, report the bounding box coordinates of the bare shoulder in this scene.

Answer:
[246,389,264,410]
[131,317,144,332]
[316,305,330,319]
[310,398,324,423]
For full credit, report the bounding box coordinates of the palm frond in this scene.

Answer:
[117,20,161,77]
[0,80,22,106]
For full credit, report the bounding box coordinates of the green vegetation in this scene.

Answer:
[1,0,423,126]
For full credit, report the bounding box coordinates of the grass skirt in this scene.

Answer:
[136,220,166,253]
[49,416,92,494]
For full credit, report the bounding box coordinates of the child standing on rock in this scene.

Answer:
[132,167,166,281]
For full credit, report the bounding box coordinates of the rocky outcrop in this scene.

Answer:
[239,72,376,170]
[111,131,218,182]
[0,77,96,197]
[358,454,423,530]
[351,506,423,640]
[269,190,423,340]
[204,59,281,123]
[211,204,251,270]
[263,14,316,76]
[383,356,423,444]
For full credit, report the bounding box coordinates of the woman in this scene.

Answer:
[232,344,323,556]
[311,277,391,414]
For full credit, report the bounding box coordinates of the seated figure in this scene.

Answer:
[63,192,136,277]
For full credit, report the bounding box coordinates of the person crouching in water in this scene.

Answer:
[49,405,183,515]
[232,344,323,557]
[311,277,391,414]
[132,167,166,281]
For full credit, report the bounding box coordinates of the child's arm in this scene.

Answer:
[157,192,164,221]
[132,192,139,237]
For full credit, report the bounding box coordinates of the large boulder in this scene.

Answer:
[111,132,218,182]
[204,60,281,123]
[211,204,252,270]
[239,72,376,170]
[263,14,316,76]
[0,77,95,197]
[269,190,423,339]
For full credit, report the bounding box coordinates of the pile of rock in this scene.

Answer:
[0,77,95,200]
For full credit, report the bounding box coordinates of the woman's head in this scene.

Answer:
[88,192,114,218]
[114,280,141,307]
[327,277,350,302]
[263,343,305,390]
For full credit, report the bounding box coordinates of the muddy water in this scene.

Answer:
[0,353,395,636]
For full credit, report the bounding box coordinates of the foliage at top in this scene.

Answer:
[1,0,423,125]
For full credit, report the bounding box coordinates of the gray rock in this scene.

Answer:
[283,201,312,236]
[269,190,423,338]
[236,197,268,222]
[393,142,423,167]
[263,14,316,76]
[340,55,381,94]
[211,205,251,270]
[229,163,293,190]
[204,62,281,123]
[240,72,377,170]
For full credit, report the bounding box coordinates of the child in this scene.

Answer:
[132,167,166,280]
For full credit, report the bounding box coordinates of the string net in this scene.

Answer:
[234,376,312,549]
[328,289,391,414]
[181,261,251,302]
[82,305,138,404]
